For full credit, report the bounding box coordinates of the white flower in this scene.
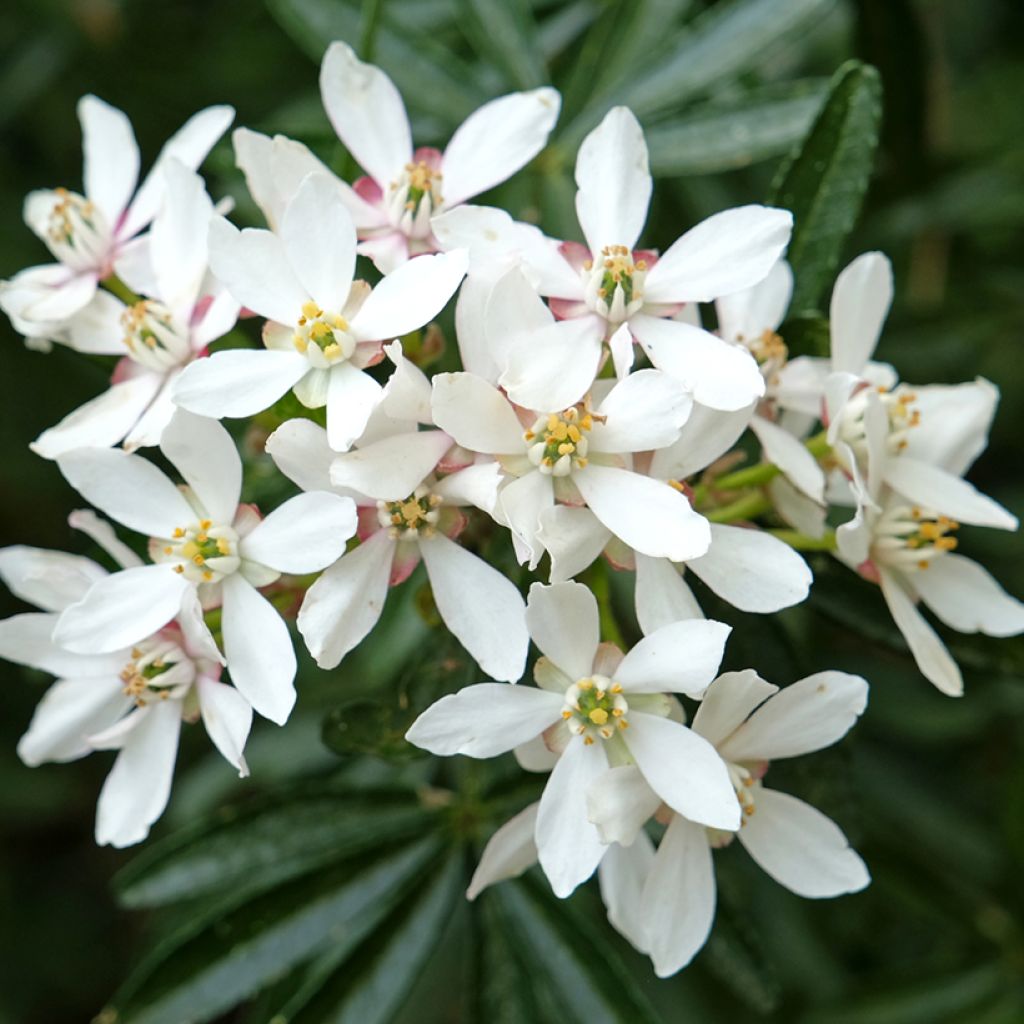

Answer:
[590,668,870,976]
[0,515,252,847]
[0,95,232,331]
[406,581,740,898]
[431,369,707,567]
[51,410,357,724]
[29,161,240,459]
[451,106,792,413]
[318,41,560,271]
[172,172,468,451]
[265,344,529,682]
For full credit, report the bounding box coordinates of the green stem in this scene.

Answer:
[101,274,141,305]
[359,0,385,61]
[584,559,626,649]
[706,492,772,524]
[768,528,837,551]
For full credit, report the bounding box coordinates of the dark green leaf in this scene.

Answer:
[769,60,883,315]
[104,837,443,1024]
[537,1,599,65]
[458,0,548,90]
[647,79,828,176]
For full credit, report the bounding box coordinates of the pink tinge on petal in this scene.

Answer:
[603,537,635,572]
[437,444,474,473]
[592,641,625,677]
[439,507,468,541]
[232,502,264,539]
[239,307,260,319]
[190,294,214,327]
[351,339,385,369]
[354,176,384,205]
[543,718,572,755]
[357,506,383,542]
[414,146,444,171]
[111,356,146,385]
[548,297,591,321]
[633,247,660,268]
[390,541,422,586]
[558,240,591,273]
[857,558,882,585]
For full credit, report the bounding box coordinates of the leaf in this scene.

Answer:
[646,80,828,176]
[536,0,599,65]
[103,836,443,1024]
[486,878,664,1024]
[114,789,430,909]
[702,903,781,1013]
[278,853,465,1022]
[458,0,548,91]
[265,0,485,126]
[769,60,884,316]
[561,0,837,148]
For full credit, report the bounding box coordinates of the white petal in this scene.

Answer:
[616,619,730,695]
[515,734,560,772]
[883,456,1017,530]
[686,524,812,614]
[330,430,452,500]
[280,173,357,312]
[431,461,503,513]
[829,252,892,375]
[173,349,310,419]
[878,567,962,696]
[378,339,434,423]
[54,565,191,654]
[770,475,828,539]
[420,533,528,683]
[634,554,703,635]
[196,675,252,776]
[574,463,711,562]
[500,315,605,412]
[95,701,181,847]
[122,374,180,450]
[631,314,765,412]
[297,533,394,669]
[442,88,561,207]
[586,764,661,846]
[537,505,612,583]
[159,409,242,524]
[525,580,599,681]
[121,104,234,239]
[599,833,656,954]
[649,401,755,481]
[691,670,778,749]
[405,683,563,757]
[901,378,998,476]
[640,814,716,976]
[0,545,106,611]
[232,127,281,227]
[220,573,296,725]
[18,674,130,766]
[78,94,139,227]
[909,553,1024,638]
[499,472,554,569]
[207,217,306,325]
[720,671,868,763]
[6,267,99,323]
[241,492,356,573]
[535,735,608,897]
[738,788,870,898]
[749,415,824,502]
[56,447,195,538]
[715,259,793,342]
[319,41,412,186]
[591,369,693,453]
[431,372,525,453]
[0,613,118,677]
[624,712,740,830]
[644,205,793,305]
[574,106,651,253]
[350,250,468,342]
[68,509,143,569]
[265,418,335,493]
[326,362,384,452]
[466,802,539,900]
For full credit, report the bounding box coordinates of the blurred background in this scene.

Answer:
[1,0,1023,1021]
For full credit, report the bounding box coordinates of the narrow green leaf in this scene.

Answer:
[537,1,599,65]
[104,837,443,1024]
[458,0,548,90]
[114,790,429,909]
[281,853,465,1022]
[646,80,828,176]
[769,60,883,316]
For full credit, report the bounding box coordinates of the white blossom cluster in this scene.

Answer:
[2,40,1021,976]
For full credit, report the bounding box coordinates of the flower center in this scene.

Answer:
[387,161,443,239]
[524,405,594,477]
[838,384,921,461]
[377,485,442,539]
[872,503,959,572]
[161,519,241,583]
[562,675,628,744]
[121,300,192,371]
[293,301,356,367]
[119,636,196,706]
[707,760,765,847]
[581,245,647,324]
[45,187,110,270]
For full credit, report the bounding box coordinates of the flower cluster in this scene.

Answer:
[2,40,1020,976]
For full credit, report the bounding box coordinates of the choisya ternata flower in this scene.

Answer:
[406,581,740,898]
[51,410,357,724]
[0,513,251,847]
